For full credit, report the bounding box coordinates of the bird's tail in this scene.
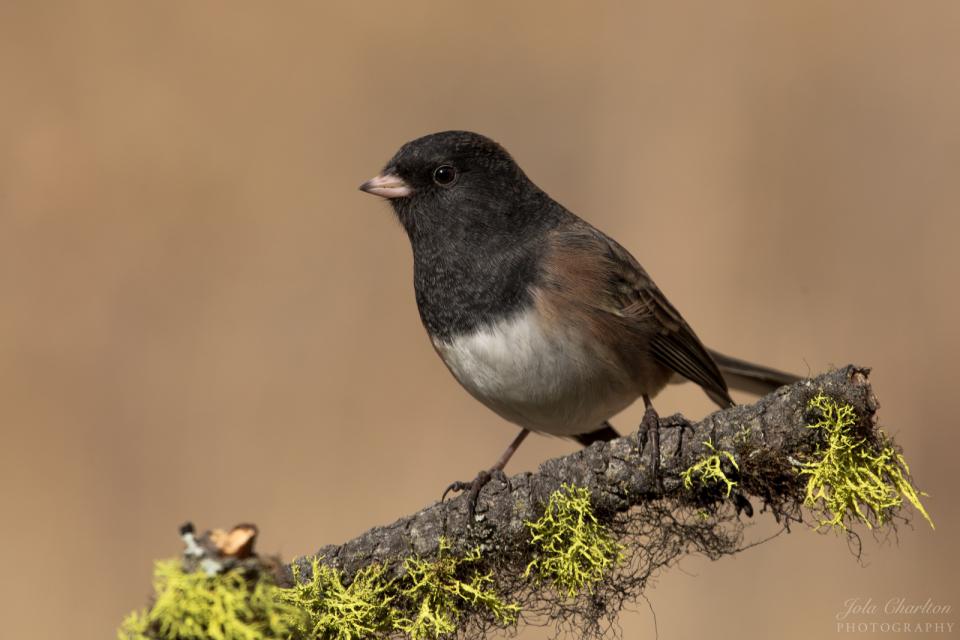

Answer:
[707,349,800,397]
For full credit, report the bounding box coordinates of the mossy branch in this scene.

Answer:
[303,366,910,574]
[122,366,934,639]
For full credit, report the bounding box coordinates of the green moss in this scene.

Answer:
[800,392,934,531]
[123,560,300,640]
[278,557,397,640]
[523,483,622,597]
[396,537,520,640]
[681,440,739,498]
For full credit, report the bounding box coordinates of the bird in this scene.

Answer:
[359,130,797,510]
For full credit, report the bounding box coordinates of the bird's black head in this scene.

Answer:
[359,131,552,244]
[360,131,569,338]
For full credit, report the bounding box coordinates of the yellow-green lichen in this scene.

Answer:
[118,560,301,640]
[523,483,622,597]
[396,537,520,640]
[117,609,150,640]
[120,540,521,640]
[800,392,934,531]
[279,557,397,640]
[681,440,739,498]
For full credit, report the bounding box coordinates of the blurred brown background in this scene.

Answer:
[1,2,958,638]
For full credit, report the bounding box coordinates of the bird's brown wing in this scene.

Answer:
[545,221,733,407]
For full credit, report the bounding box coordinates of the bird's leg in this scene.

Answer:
[443,429,530,520]
[637,395,663,490]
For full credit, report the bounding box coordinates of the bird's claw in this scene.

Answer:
[659,413,696,457]
[442,469,493,521]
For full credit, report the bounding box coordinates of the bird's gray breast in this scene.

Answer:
[431,306,637,436]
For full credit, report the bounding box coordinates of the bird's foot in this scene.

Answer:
[637,405,663,491]
[442,469,494,521]
[659,413,696,457]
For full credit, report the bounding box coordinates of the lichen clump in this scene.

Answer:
[119,540,519,640]
[280,557,397,640]
[117,560,299,640]
[282,542,518,640]
[800,392,934,531]
[681,440,739,498]
[396,537,519,639]
[118,610,151,640]
[524,483,622,597]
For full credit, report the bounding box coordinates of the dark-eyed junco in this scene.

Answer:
[360,131,797,506]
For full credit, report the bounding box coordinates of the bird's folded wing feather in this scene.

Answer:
[548,221,733,407]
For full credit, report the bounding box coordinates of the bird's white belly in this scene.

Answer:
[433,308,637,436]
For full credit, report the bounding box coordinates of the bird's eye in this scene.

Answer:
[432,165,458,186]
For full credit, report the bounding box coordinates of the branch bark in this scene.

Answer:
[294,365,878,582]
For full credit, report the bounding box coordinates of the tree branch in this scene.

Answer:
[129,365,929,639]
[298,366,877,583]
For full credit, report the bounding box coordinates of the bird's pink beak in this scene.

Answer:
[359,173,412,199]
